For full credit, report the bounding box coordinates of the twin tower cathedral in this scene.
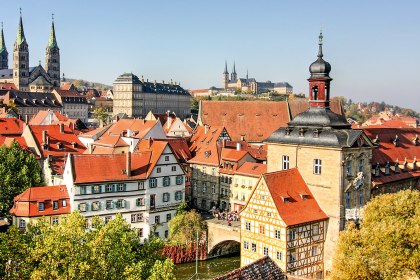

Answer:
[0,13,60,92]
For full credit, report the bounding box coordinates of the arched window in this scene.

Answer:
[312,86,319,100]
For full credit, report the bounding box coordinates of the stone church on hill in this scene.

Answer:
[0,13,60,92]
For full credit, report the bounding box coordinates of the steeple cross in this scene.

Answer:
[19,8,22,16]
[52,13,54,22]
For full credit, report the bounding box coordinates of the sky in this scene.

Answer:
[2,1,420,110]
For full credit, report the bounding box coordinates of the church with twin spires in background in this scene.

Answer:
[0,11,60,93]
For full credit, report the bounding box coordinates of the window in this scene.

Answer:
[244,241,249,250]
[276,251,282,260]
[212,185,216,194]
[138,228,143,237]
[117,184,125,192]
[38,202,45,211]
[155,215,160,224]
[289,251,296,262]
[149,178,157,188]
[163,177,171,187]
[131,214,137,223]
[116,199,125,209]
[176,175,183,185]
[53,201,59,210]
[92,185,102,194]
[106,184,113,192]
[138,181,144,190]
[211,168,215,176]
[166,213,172,222]
[157,167,161,173]
[150,194,156,208]
[202,182,207,193]
[105,216,112,223]
[80,186,87,195]
[345,192,350,209]
[19,219,26,229]
[282,155,290,170]
[163,193,170,202]
[62,199,67,207]
[275,229,281,239]
[359,159,365,172]
[92,201,100,211]
[136,213,143,222]
[171,166,176,172]
[251,243,257,252]
[193,181,197,191]
[165,230,169,238]
[312,246,318,256]
[289,229,296,241]
[259,225,265,234]
[358,190,363,206]
[106,200,113,210]
[263,247,269,256]
[312,224,319,236]
[314,159,322,175]
[175,191,183,201]
[202,166,206,176]
[136,198,145,206]
[79,203,87,212]
[346,161,352,176]
[245,222,251,231]
[165,156,169,161]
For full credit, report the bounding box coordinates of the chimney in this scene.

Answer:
[89,144,93,154]
[204,124,209,134]
[42,130,47,143]
[25,114,28,123]
[126,151,131,177]
[59,123,64,134]
[236,142,241,151]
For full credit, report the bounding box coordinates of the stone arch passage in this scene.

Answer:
[207,240,240,258]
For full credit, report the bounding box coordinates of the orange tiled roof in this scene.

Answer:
[199,99,344,142]
[94,134,129,148]
[137,139,169,173]
[10,185,70,217]
[55,89,82,97]
[0,118,25,135]
[222,141,267,161]
[28,124,86,157]
[221,148,248,162]
[157,138,192,163]
[71,152,151,184]
[29,110,69,125]
[262,168,328,226]
[0,83,17,90]
[0,136,29,149]
[189,126,227,166]
[236,162,267,177]
[107,119,158,138]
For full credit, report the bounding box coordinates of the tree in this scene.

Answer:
[93,106,109,126]
[0,212,175,280]
[331,190,420,280]
[168,210,205,245]
[191,98,199,111]
[0,141,43,217]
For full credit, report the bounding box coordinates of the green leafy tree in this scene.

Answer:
[93,106,109,126]
[168,210,205,245]
[331,190,420,280]
[0,141,43,217]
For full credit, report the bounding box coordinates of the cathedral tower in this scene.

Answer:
[13,12,29,91]
[45,16,60,87]
[0,23,8,69]
[223,61,229,89]
[231,61,237,82]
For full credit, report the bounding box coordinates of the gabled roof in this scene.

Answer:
[221,148,248,162]
[259,168,328,226]
[0,83,17,90]
[235,162,267,177]
[29,109,69,125]
[189,125,228,166]
[71,152,152,184]
[10,185,70,217]
[0,136,29,150]
[93,134,129,148]
[28,124,86,157]
[107,119,158,138]
[137,139,169,173]
[222,141,267,161]
[156,138,192,164]
[0,118,25,135]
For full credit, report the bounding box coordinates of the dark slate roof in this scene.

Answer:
[114,73,141,84]
[289,107,350,128]
[9,91,62,108]
[212,256,286,280]
[274,82,292,88]
[141,81,190,96]
[0,69,12,78]
[266,125,363,148]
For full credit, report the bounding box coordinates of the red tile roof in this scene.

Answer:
[9,185,70,217]
[199,99,344,142]
[137,139,169,173]
[29,110,69,125]
[54,89,82,97]
[189,125,227,166]
[261,168,328,226]
[221,148,248,162]
[107,119,158,138]
[71,152,151,184]
[222,140,267,161]
[0,83,17,90]
[236,162,267,177]
[93,134,129,148]
[28,124,86,157]
[0,118,25,135]
[156,138,192,163]
[0,136,29,149]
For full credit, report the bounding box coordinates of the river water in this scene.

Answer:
[175,255,240,280]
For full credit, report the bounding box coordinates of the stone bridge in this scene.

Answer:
[206,218,241,258]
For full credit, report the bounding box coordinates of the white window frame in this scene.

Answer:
[282,155,289,170]
[313,159,322,175]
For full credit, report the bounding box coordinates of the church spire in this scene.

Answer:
[223,60,228,74]
[233,61,237,74]
[0,23,6,52]
[48,14,58,49]
[318,30,323,58]
[16,8,26,46]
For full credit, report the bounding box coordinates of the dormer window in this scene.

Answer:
[285,127,291,136]
[393,135,399,147]
[313,129,320,138]
[375,162,380,177]
[311,85,319,100]
[385,161,390,175]
[413,159,417,171]
[413,134,419,146]
[394,162,400,174]
[299,128,305,137]
[300,194,309,201]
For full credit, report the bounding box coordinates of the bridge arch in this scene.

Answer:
[206,219,241,258]
[207,240,240,258]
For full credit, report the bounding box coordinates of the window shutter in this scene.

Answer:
[123,184,127,191]
[86,203,90,211]
[91,186,94,193]
[112,184,116,192]
[111,201,115,209]
[168,177,171,186]
[121,200,126,208]
[168,193,170,202]
[162,193,165,202]
[78,204,81,210]
[99,185,102,193]
[100,202,104,210]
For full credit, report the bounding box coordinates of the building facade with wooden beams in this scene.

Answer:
[264,32,373,273]
[240,169,328,279]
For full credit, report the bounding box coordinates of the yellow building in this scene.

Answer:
[241,169,328,279]
[264,32,373,273]
[9,185,70,230]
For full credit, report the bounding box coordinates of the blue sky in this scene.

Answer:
[2,1,420,110]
